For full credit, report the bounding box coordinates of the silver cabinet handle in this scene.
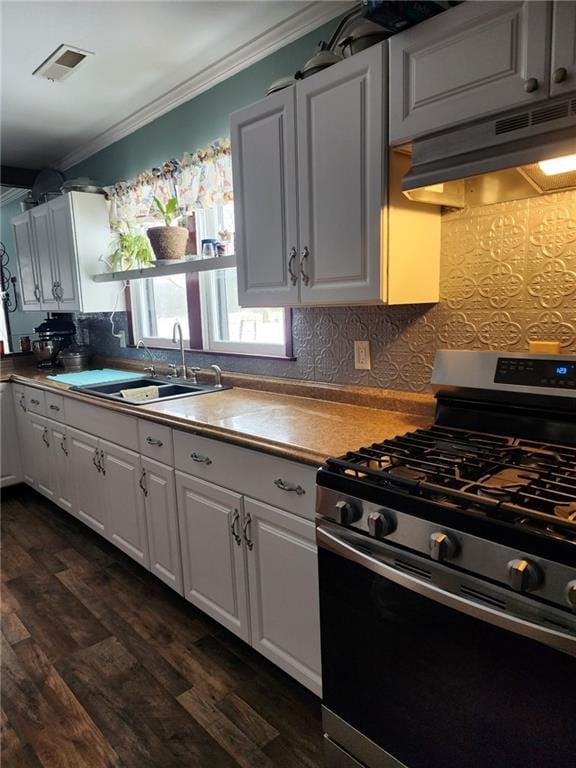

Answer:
[274,478,306,495]
[99,449,106,476]
[41,427,50,447]
[49,404,61,412]
[54,282,63,301]
[51,283,58,300]
[288,246,298,286]
[93,448,101,473]
[190,452,212,465]
[34,285,40,302]
[231,509,241,546]
[242,512,253,550]
[60,436,68,456]
[139,468,148,496]
[146,436,163,447]
[300,246,310,286]
[553,67,568,84]
[524,77,539,93]
[30,398,40,406]
[19,395,26,412]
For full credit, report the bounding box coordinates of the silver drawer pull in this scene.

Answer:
[30,398,40,406]
[190,452,212,465]
[146,436,163,447]
[274,478,306,495]
[49,404,61,412]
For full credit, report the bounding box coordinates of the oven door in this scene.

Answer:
[317,522,576,768]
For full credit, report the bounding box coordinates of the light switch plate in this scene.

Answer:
[354,340,371,370]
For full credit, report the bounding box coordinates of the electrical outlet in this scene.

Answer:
[354,340,371,370]
[115,330,127,348]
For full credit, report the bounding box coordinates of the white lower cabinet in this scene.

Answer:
[13,388,36,487]
[244,498,322,696]
[69,428,107,534]
[1,383,21,487]
[142,457,183,594]
[176,472,250,640]
[100,439,150,568]
[49,422,74,514]
[28,414,57,502]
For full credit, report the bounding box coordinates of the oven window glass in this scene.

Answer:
[319,549,576,768]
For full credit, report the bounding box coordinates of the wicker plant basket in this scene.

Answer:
[147,226,188,260]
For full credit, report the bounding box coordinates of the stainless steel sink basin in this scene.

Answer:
[71,376,230,404]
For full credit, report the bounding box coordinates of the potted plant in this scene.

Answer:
[147,197,189,260]
[110,224,154,272]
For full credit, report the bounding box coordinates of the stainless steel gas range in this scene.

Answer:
[316,351,576,768]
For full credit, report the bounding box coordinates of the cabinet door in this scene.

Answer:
[231,88,299,307]
[389,1,552,144]
[13,389,35,486]
[176,472,249,641]
[28,414,56,502]
[100,440,149,568]
[49,422,74,515]
[550,1,576,97]
[1,385,21,487]
[49,195,80,311]
[142,457,182,594]
[244,498,321,695]
[12,214,41,310]
[30,206,58,310]
[69,428,105,533]
[296,44,384,305]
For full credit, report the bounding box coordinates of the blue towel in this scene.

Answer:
[47,368,145,386]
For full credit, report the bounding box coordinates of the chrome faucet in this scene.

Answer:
[210,364,223,388]
[136,339,156,376]
[171,322,187,380]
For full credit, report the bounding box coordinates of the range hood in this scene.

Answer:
[401,94,576,207]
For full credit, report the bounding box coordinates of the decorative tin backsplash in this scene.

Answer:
[82,190,576,393]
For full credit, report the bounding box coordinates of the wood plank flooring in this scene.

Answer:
[1,486,324,768]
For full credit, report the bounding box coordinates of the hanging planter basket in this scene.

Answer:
[147,225,189,260]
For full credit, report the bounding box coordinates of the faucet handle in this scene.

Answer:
[167,363,179,378]
[143,366,156,377]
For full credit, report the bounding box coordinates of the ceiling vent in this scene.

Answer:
[33,44,93,82]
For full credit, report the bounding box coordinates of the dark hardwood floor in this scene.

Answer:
[1,486,324,768]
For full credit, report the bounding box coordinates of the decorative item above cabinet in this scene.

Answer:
[12,191,123,313]
[389,0,576,145]
[231,42,441,309]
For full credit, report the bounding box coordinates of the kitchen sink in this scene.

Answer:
[71,376,230,404]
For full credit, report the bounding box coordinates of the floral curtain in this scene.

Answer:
[106,138,233,228]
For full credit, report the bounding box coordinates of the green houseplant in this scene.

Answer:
[146,196,189,260]
[110,225,154,272]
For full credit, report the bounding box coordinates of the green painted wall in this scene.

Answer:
[1,18,338,346]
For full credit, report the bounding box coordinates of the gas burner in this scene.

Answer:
[477,486,513,502]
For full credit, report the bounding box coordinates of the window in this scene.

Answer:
[130,203,290,357]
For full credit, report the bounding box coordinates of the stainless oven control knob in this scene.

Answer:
[507,559,542,592]
[334,500,361,526]
[367,511,395,538]
[565,581,576,611]
[429,532,457,562]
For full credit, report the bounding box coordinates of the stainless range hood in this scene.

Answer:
[400,94,576,207]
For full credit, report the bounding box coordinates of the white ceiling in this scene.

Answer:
[1,0,349,171]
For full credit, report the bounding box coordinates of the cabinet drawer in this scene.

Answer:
[173,431,317,520]
[66,398,138,450]
[26,386,46,415]
[138,420,173,465]
[45,392,65,422]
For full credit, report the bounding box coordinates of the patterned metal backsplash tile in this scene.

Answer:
[82,190,576,393]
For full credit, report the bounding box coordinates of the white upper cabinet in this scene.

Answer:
[231,88,299,307]
[550,1,576,97]
[389,1,552,144]
[12,191,122,313]
[231,42,440,308]
[13,213,41,309]
[297,45,384,305]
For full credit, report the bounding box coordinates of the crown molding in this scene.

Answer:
[59,1,355,171]
[0,187,28,207]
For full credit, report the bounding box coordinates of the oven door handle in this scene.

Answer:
[317,525,576,657]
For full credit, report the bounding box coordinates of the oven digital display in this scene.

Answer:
[494,358,576,388]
